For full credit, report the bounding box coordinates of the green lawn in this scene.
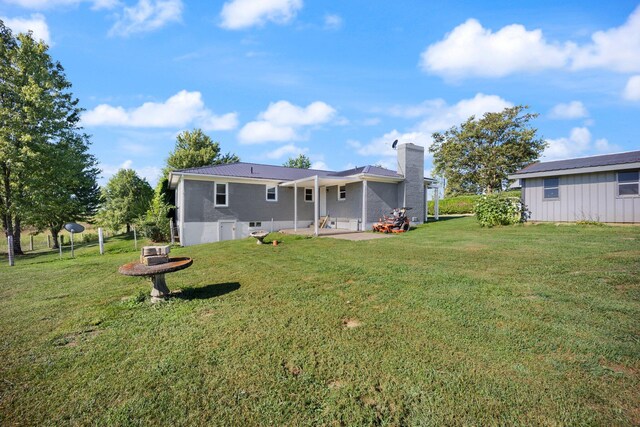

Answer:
[1,218,638,425]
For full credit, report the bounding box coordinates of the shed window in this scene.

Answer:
[618,171,639,196]
[543,178,559,199]
[304,188,313,202]
[266,185,278,201]
[338,185,346,201]
[215,183,228,207]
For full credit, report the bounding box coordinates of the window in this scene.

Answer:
[338,185,346,201]
[266,185,278,202]
[618,171,639,196]
[249,221,262,227]
[215,182,228,207]
[304,188,313,202]
[543,178,559,199]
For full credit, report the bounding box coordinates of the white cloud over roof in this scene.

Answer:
[82,90,238,131]
[220,0,302,30]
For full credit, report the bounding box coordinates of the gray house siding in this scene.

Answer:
[368,182,400,223]
[184,180,313,222]
[523,171,639,223]
[325,182,362,219]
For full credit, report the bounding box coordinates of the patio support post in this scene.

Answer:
[294,182,298,231]
[314,175,319,236]
[362,180,368,231]
[424,184,428,223]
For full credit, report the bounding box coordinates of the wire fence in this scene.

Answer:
[0,228,123,256]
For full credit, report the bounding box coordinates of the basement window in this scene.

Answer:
[543,178,559,200]
[215,182,228,207]
[249,221,262,227]
[305,188,313,202]
[338,185,346,201]
[618,171,639,196]
[266,185,278,202]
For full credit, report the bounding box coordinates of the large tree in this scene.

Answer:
[283,154,311,169]
[26,133,100,248]
[1,23,89,254]
[430,105,546,196]
[96,169,153,233]
[166,129,239,172]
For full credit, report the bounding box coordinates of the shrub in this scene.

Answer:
[474,195,527,227]
[136,188,172,243]
[427,190,521,215]
[82,232,99,243]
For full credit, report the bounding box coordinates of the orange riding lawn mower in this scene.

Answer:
[372,207,412,233]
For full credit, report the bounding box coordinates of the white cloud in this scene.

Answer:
[220,0,302,30]
[2,0,117,9]
[549,101,588,119]
[238,100,336,144]
[109,0,182,37]
[82,90,238,130]
[623,75,640,101]
[310,160,328,170]
[265,144,307,159]
[571,6,640,73]
[352,93,512,160]
[1,13,50,43]
[324,14,342,30]
[238,121,296,144]
[421,18,571,78]
[543,127,618,161]
[420,5,640,78]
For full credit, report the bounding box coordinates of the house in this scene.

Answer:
[509,150,640,223]
[168,143,438,246]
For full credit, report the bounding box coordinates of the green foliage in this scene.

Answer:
[166,128,239,172]
[428,191,521,215]
[136,184,172,243]
[430,105,546,196]
[0,23,96,252]
[283,154,311,169]
[95,169,153,232]
[82,232,98,243]
[474,194,527,227]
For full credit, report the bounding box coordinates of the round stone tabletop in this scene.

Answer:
[118,257,193,277]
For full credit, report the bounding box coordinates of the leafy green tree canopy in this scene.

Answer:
[166,129,239,172]
[283,154,311,169]
[430,105,546,196]
[96,169,153,233]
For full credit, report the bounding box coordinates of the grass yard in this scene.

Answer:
[0,217,639,425]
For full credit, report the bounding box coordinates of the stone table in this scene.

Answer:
[119,257,193,302]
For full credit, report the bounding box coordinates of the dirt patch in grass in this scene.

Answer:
[281,360,302,377]
[53,329,100,348]
[328,379,345,389]
[342,318,362,329]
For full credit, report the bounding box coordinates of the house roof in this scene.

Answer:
[170,162,405,186]
[510,150,640,179]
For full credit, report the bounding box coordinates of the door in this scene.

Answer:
[219,221,235,241]
[320,186,327,216]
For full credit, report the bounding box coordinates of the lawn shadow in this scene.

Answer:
[427,215,471,222]
[175,282,240,300]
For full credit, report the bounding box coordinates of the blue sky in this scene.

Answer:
[1,0,639,186]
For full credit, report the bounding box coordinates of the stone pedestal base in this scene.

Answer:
[150,274,170,303]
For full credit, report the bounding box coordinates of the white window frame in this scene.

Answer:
[266,185,278,202]
[304,187,314,203]
[214,182,229,207]
[338,185,346,201]
[617,170,640,197]
[543,177,559,200]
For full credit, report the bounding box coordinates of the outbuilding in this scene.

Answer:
[509,150,640,223]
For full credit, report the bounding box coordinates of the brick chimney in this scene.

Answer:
[397,143,425,223]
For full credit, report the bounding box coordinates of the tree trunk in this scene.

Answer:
[51,228,59,249]
[13,216,24,255]
[2,166,13,239]
[126,223,131,233]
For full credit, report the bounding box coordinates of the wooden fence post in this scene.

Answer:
[47,235,51,248]
[8,235,15,266]
[29,235,34,251]
[98,227,104,255]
